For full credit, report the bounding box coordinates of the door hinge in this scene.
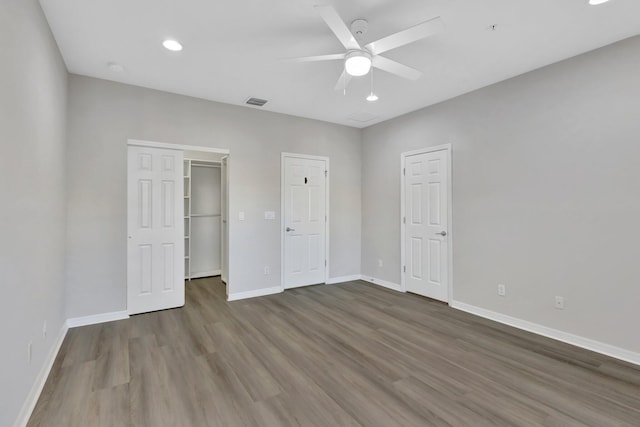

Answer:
[403,265,406,273]
[403,168,405,176]
[325,170,327,177]
[325,259,327,266]
[325,215,327,222]
[403,216,406,224]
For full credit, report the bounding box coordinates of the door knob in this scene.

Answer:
[286,227,295,232]
[436,231,447,236]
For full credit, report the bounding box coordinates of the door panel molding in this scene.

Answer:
[400,144,453,304]
[281,152,330,291]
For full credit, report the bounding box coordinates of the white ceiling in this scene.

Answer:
[40,0,640,128]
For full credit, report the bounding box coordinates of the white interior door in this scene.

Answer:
[404,148,450,302]
[221,156,228,285]
[283,155,327,289]
[127,145,185,315]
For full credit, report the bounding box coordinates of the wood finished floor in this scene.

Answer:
[28,278,640,427]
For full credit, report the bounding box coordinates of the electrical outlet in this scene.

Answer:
[43,321,47,338]
[28,341,32,363]
[264,266,270,275]
[378,259,383,267]
[497,284,506,296]
[555,296,564,309]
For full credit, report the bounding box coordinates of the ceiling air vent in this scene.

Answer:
[245,97,268,107]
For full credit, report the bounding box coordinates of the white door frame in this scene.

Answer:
[280,152,330,291]
[127,139,231,306]
[400,143,453,304]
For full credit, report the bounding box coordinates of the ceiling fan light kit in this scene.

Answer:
[344,50,372,77]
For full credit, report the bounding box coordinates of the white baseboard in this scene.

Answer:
[360,275,404,292]
[14,323,69,427]
[451,301,640,366]
[227,286,282,302]
[189,270,221,279]
[66,310,129,328]
[326,274,361,284]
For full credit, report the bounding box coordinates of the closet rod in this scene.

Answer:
[191,213,221,218]
[191,163,221,168]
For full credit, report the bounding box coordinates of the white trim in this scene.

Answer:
[227,286,282,301]
[400,143,453,303]
[128,139,229,154]
[280,152,330,291]
[66,311,130,328]
[451,301,640,366]
[14,323,68,427]
[326,274,361,284]
[190,270,221,279]
[360,275,404,292]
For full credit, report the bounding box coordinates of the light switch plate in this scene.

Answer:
[264,211,276,220]
[239,211,245,221]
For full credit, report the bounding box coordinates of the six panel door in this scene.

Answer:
[127,146,185,314]
[283,156,327,289]
[404,149,449,302]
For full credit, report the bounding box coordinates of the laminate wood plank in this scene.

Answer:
[128,334,183,427]
[27,278,640,427]
[27,361,96,427]
[92,319,130,390]
[86,383,132,427]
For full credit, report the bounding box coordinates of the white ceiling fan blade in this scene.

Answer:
[365,17,444,55]
[372,56,422,80]
[334,69,353,91]
[314,5,361,51]
[282,53,345,63]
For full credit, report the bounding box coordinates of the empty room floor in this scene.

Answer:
[27,278,640,426]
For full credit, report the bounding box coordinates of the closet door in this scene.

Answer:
[221,157,228,284]
[190,164,221,278]
[127,146,184,314]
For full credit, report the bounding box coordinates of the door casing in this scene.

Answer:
[280,152,330,291]
[400,144,453,304]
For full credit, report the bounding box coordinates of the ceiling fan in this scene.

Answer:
[287,5,444,90]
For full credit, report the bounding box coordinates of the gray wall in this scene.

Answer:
[361,35,640,353]
[0,0,68,425]
[66,75,362,318]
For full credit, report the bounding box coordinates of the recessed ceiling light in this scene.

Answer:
[366,93,379,102]
[588,0,611,4]
[107,62,124,72]
[162,39,183,51]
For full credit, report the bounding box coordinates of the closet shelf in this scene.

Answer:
[191,213,221,218]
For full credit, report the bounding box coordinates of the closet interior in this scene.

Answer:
[183,150,225,280]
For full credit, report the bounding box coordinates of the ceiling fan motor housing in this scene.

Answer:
[350,19,369,39]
